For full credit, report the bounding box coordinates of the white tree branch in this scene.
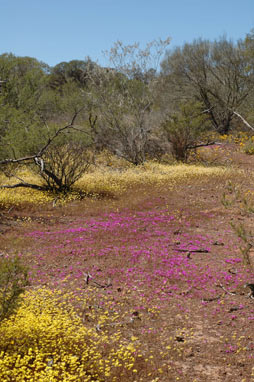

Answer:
[233,111,254,131]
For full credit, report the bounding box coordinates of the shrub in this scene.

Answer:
[0,255,28,321]
[162,101,211,162]
[34,142,93,193]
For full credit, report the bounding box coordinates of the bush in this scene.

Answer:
[162,101,211,162]
[0,255,28,321]
[34,142,93,193]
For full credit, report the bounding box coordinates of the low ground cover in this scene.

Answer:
[1,143,254,381]
[0,161,231,208]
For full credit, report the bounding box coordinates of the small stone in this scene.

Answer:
[184,347,194,357]
[213,241,224,246]
[175,336,184,342]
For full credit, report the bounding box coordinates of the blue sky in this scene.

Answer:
[1,0,254,67]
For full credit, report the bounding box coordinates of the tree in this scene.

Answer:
[89,38,171,165]
[49,59,96,89]
[235,29,254,127]
[162,101,213,161]
[245,29,254,64]
[0,54,50,154]
[0,53,49,110]
[161,38,253,134]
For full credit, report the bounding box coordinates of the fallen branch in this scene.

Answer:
[217,283,236,296]
[202,294,222,302]
[0,182,46,191]
[83,272,112,289]
[7,206,14,214]
[91,279,112,289]
[84,272,92,285]
[174,248,209,253]
[95,316,136,331]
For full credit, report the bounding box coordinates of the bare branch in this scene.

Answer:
[0,154,40,166]
[233,111,254,131]
[0,109,86,166]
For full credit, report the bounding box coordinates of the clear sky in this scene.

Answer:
[1,0,254,67]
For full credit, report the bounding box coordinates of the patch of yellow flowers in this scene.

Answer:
[0,162,232,208]
[0,288,141,382]
[220,132,254,154]
[77,162,231,194]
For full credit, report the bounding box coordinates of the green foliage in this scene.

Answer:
[49,58,94,89]
[0,54,90,162]
[162,101,211,161]
[0,54,53,160]
[0,255,28,321]
[0,107,47,160]
[0,53,48,109]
